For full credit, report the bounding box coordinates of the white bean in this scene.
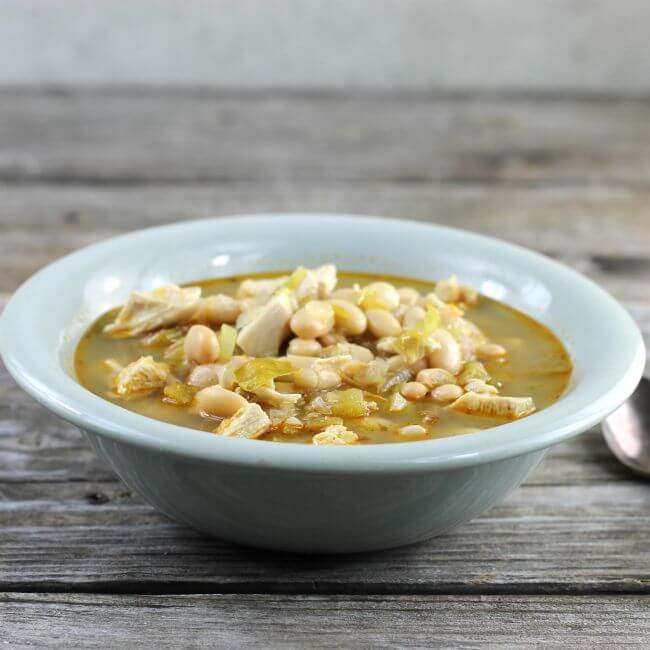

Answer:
[416,368,457,388]
[431,384,464,403]
[402,305,426,329]
[361,282,400,311]
[398,424,427,437]
[477,342,507,359]
[329,299,368,335]
[347,343,375,362]
[184,325,220,365]
[464,379,499,395]
[290,301,334,339]
[366,309,402,338]
[194,294,241,325]
[294,367,341,391]
[195,385,247,417]
[435,276,461,303]
[319,333,339,347]
[400,381,428,401]
[427,329,462,375]
[288,338,322,356]
[386,355,407,372]
[397,287,420,306]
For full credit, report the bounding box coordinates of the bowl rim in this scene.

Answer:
[0,214,645,473]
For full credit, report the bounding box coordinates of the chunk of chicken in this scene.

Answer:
[293,264,338,302]
[448,392,536,420]
[293,270,319,303]
[114,356,169,396]
[440,305,487,362]
[237,293,293,357]
[253,386,302,408]
[313,264,337,298]
[237,276,288,300]
[236,305,264,330]
[215,402,271,439]
[435,275,461,303]
[312,424,359,446]
[104,285,201,337]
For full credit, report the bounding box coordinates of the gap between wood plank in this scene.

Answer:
[5,85,650,102]
[1,580,649,598]
[0,175,644,190]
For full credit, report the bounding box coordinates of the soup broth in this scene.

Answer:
[75,269,572,445]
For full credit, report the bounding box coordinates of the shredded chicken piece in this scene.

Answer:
[340,358,389,388]
[187,363,222,388]
[114,356,169,396]
[104,285,201,337]
[312,424,359,446]
[237,276,288,300]
[311,355,353,371]
[376,336,399,355]
[451,315,487,361]
[313,264,338,298]
[237,293,294,357]
[448,392,536,420]
[215,402,271,439]
[291,264,338,302]
[435,275,461,303]
[253,386,302,408]
[236,305,264,330]
[459,284,478,304]
[85,262,559,446]
[418,292,447,310]
[292,271,319,302]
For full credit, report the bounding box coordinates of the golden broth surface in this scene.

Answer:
[75,272,572,444]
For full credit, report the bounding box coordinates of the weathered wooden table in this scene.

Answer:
[1,89,649,647]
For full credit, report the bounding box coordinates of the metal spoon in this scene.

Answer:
[602,377,650,477]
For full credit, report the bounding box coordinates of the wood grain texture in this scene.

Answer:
[2,90,650,186]
[1,364,648,594]
[1,89,649,643]
[2,479,649,594]
[2,184,650,294]
[3,593,650,649]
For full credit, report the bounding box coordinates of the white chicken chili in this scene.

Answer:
[75,267,572,445]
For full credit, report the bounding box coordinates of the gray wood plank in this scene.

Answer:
[1,90,649,606]
[2,183,650,293]
[2,473,649,593]
[4,361,648,594]
[2,90,650,185]
[3,593,650,649]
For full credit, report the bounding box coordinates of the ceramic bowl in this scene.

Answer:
[0,215,644,552]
